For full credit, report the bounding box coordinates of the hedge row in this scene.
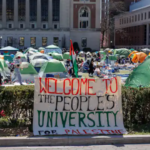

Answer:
[0,85,150,131]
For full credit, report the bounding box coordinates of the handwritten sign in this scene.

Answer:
[33,77,126,135]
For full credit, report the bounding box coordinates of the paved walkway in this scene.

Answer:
[0,144,150,150]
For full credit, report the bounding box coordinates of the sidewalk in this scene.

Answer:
[0,135,150,146]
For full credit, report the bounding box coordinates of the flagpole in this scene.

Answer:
[70,40,76,78]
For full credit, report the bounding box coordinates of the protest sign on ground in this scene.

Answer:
[33,77,126,135]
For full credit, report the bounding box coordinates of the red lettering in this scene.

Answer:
[80,79,87,95]
[63,79,71,95]
[76,129,81,134]
[83,129,91,134]
[72,130,80,134]
[65,129,70,134]
[117,130,123,134]
[88,79,96,95]
[103,79,110,94]
[111,130,118,134]
[72,78,80,95]
[99,129,105,134]
[91,129,99,134]
[105,130,111,134]
[48,78,63,94]
[39,78,47,93]
[110,77,118,93]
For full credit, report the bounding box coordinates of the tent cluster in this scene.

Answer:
[0,45,69,85]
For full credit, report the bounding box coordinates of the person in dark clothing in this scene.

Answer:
[89,58,94,77]
[0,73,2,85]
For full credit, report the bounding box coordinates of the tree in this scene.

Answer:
[100,0,126,48]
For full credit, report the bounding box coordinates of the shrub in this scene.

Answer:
[0,85,150,132]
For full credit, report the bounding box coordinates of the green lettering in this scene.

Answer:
[69,112,76,127]
[78,112,87,127]
[60,112,68,128]
[113,111,119,127]
[55,112,58,127]
[47,112,53,127]
[38,110,46,127]
[105,112,111,127]
[87,112,95,127]
[96,111,104,127]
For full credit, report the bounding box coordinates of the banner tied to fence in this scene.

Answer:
[33,77,126,135]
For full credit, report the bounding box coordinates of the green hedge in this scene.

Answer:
[0,85,150,132]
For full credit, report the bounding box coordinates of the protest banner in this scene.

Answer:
[33,77,126,135]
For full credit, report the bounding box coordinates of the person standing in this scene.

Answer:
[89,58,94,77]
[14,63,23,85]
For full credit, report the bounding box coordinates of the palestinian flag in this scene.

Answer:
[70,40,78,77]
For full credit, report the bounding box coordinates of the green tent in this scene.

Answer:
[49,53,63,61]
[14,52,27,62]
[115,49,131,58]
[4,55,13,62]
[20,63,38,74]
[24,47,38,54]
[0,59,10,80]
[38,47,45,51]
[63,52,70,59]
[39,60,68,78]
[109,55,118,61]
[45,45,62,54]
[125,55,150,87]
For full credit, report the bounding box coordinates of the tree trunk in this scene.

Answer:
[101,32,105,48]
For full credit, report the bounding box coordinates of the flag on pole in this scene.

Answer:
[70,40,78,77]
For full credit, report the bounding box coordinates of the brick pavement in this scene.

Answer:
[0,144,150,150]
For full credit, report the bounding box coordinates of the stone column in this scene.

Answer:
[48,0,52,29]
[14,0,18,29]
[146,24,149,45]
[25,0,30,29]
[2,0,6,28]
[37,0,41,29]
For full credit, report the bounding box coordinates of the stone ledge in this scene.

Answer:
[0,135,150,146]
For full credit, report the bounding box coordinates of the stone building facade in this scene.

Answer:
[0,0,101,50]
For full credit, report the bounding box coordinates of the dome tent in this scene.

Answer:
[125,55,150,87]
[48,52,63,61]
[39,60,68,78]
[0,59,10,80]
[45,45,62,54]
[63,52,70,60]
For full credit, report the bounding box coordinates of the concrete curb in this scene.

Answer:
[0,135,150,146]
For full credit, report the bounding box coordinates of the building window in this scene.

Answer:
[53,37,59,46]
[31,24,35,29]
[79,7,90,28]
[54,24,57,29]
[7,37,13,46]
[127,18,128,23]
[7,0,14,21]
[41,0,48,21]
[19,37,24,46]
[18,0,25,21]
[138,14,140,21]
[81,38,87,47]
[30,0,37,21]
[20,24,23,28]
[52,0,60,21]
[0,0,2,20]
[8,24,12,28]
[145,12,147,19]
[135,15,137,21]
[42,37,47,46]
[141,13,143,20]
[43,24,46,29]
[30,37,36,46]
[120,19,121,25]
[132,16,134,22]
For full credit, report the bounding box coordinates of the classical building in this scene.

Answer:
[114,0,150,49]
[0,0,101,50]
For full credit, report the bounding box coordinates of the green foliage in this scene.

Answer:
[0,85,150,133]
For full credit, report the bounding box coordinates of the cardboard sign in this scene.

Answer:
[33,77,126,135]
